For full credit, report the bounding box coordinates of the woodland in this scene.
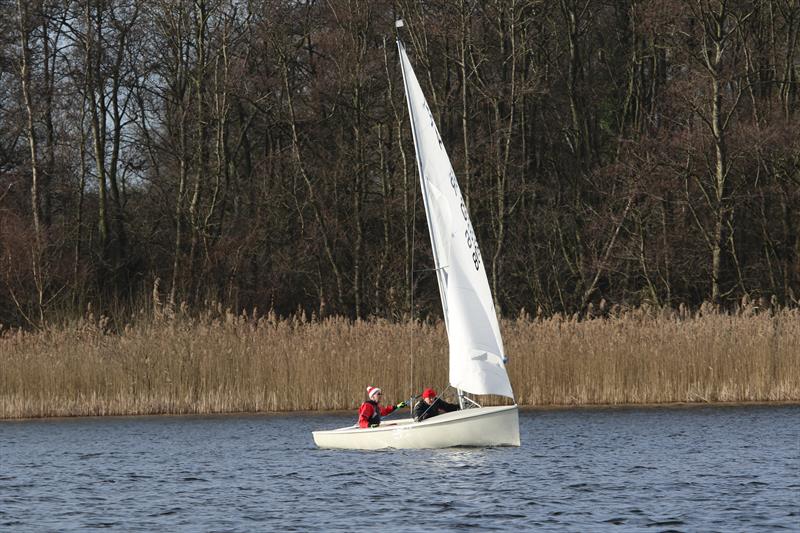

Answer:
[2,0,799,328]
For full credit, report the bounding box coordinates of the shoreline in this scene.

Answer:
[3,400,798,423]
[3,311,798,420]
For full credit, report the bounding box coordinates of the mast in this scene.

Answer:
[396,22,451,335]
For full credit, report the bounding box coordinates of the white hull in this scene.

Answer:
[312,405,520,450]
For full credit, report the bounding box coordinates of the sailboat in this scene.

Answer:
[312,21,520,449]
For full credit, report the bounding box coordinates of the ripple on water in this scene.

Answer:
[0,405,798,531]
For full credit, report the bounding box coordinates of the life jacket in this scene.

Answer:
[365,400,381,426]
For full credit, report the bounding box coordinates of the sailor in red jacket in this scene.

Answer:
[358,386,407,428]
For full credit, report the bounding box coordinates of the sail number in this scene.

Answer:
[450,168,482,272]
[423,101,483,272]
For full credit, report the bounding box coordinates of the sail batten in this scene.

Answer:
[397,39,514,400]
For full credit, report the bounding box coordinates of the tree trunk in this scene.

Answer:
[279,48,345,312]
[85,2,110,264]
[17,0,42,247]
[16,0,44,323]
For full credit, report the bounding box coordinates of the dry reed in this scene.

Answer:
[1,305,798,419]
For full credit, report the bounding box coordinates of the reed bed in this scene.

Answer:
[1,306,798,419]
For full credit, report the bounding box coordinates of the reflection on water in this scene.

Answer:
[428,448,493,470]
[1,405,798,531]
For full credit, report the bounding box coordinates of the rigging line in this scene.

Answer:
[410,182,418,411]
[413,265,448,273]
[409,162,418,409]
[399,35,442,414]
[406,48,419,414]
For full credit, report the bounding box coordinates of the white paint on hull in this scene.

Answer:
[312,405,520,450]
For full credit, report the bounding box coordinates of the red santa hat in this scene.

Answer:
[366,386,382,399]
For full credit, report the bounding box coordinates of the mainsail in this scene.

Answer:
[397,39,514,399]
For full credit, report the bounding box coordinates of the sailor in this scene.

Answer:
[358,386,407,428]
[413,388,459,421]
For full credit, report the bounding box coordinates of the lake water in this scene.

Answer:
[1,405,798,531]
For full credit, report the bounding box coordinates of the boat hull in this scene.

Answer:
[312,405,520,450]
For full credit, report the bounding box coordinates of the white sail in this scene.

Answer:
[397,40,514,399]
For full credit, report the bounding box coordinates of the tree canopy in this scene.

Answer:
[1,0,798,327]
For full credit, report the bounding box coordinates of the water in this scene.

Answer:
[1,405,798,532]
